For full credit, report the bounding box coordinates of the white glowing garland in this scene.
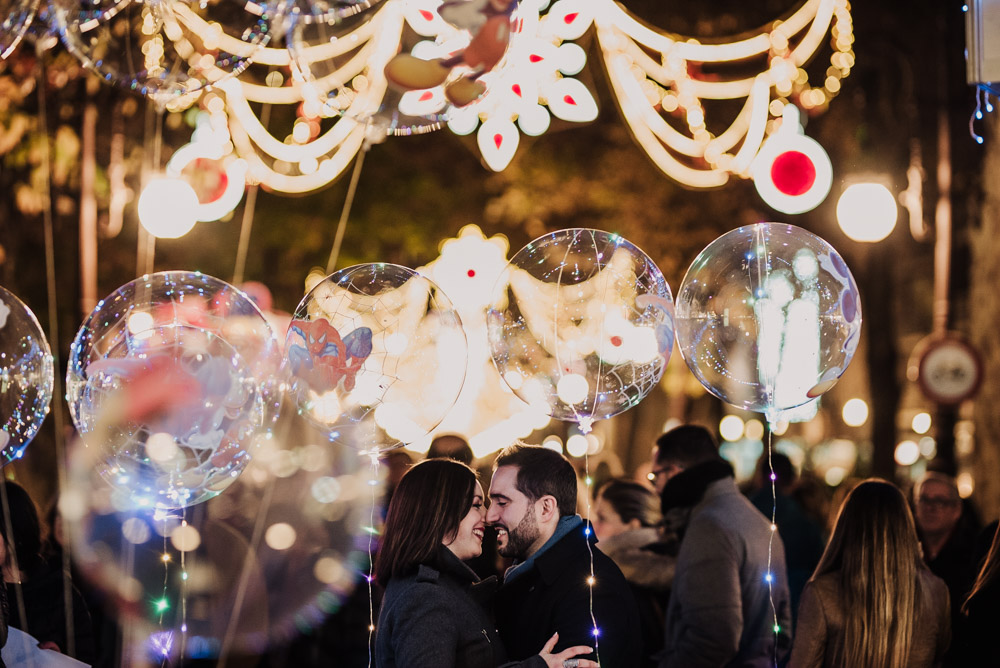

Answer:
[202,0,852,193]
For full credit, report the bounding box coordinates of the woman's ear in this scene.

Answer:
[627,517,642,530]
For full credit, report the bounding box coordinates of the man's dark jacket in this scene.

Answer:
[494,523,642,668]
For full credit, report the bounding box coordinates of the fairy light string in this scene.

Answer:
[764,427,780,667]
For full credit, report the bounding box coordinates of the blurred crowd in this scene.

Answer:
[0,426,996,668]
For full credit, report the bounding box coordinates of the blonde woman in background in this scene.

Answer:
[790,479,951,668]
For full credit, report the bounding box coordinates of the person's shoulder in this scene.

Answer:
[918,568,949,600]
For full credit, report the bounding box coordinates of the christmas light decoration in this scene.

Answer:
[194,0,853,195]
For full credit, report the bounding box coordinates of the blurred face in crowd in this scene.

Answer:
[487,465,543,560]
[443,482,486,560]
[648,460,683,495]
[591,492,639,543]
[915,479,961,537]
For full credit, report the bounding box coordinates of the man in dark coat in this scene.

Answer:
[653,426,792,668]
[488,445,641,668]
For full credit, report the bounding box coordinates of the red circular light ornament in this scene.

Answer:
[770,151,816,197]
[751,105,832,215]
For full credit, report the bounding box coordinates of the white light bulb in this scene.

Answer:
[837,183,897,243]
[138,177,199,239]
[842,398,869,427]
[556,374,589,405]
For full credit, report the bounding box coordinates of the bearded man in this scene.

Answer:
[488,444,641,668]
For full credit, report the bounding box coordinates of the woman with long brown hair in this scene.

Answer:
[789,479,950,668]
[374,458,597,668]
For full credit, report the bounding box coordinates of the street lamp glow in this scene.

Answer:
[911,412,932,434]
[894,440,920,466]
[719,415,745,441]
[842,398,869,427]
[837,183,897,242]
[138,177,199,239]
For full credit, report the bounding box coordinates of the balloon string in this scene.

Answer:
[583,451,599,664]
[36,42,76,658]
[366,453,379,668]
[765,428,779,667]
[325,143,369,275]
[232,93,274,286]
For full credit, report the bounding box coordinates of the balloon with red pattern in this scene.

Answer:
[751,105,833,215]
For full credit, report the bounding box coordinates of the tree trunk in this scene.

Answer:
[970,113,1000,520]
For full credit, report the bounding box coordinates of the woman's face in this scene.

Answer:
[591,493,631,542]
[443,481,486,561]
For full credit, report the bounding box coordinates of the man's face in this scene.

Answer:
[487,465,543,559]
[915,480,962,535]
[648,460,683,495]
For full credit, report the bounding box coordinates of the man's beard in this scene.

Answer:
[498,507,540,559]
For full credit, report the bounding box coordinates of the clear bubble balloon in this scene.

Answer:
[0,0,37,60]
[487,229,675,431]
[674,223,862,418]
[66,271,284,509]
[61,413,373,659]
[286,263,467,451]
[0,285,53,463]
[50,0,282,109]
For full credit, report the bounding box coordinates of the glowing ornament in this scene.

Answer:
[837,182,897,242]
[138,177,201,239]
[488,229,674,432]
[0,286,54,464]
[751,105,833,214]
[674,223,861,421]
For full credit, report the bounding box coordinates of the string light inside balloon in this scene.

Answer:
[490,229,674,663]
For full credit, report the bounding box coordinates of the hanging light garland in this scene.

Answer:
[44,0,850,195]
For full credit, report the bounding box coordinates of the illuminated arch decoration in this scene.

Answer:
[191,0,852,197]
[592,0,852,189]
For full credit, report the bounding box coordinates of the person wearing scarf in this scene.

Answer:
[653,426,792,668]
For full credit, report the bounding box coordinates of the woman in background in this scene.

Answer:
[0,481,94,665]
[591,479,673,668]
[374,459,597,668]
[789,479,950,668]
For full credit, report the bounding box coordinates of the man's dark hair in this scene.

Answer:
[493,444,577,517]
[654,425,722,468]
[427,434,475,466]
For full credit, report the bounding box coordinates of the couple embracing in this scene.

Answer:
[374,444,641,668]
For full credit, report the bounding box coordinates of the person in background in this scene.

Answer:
[374,458,597,668]
[427,434,476,467]
[592,479,673,668]
[44,503,118,668]
[652,425,791,668]
[749,452,825,622]
[912,470,978,665]
[0,482,95,664]
[790,479,950,668]
[952,521,1000,666]
[489,445,641,668]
